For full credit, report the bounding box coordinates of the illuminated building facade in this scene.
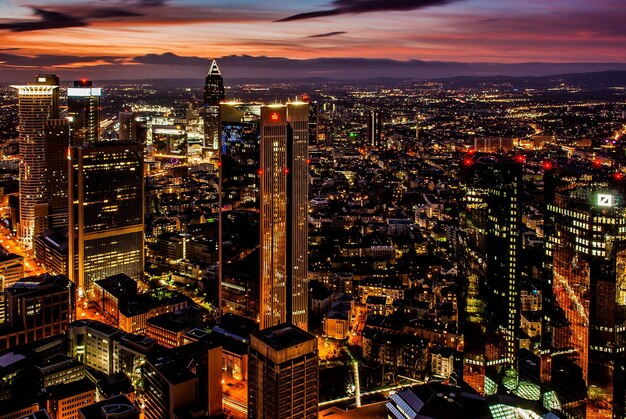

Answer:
[67,79,101,146]
[460,155,522,394]
[0,274,74,350]
[12,75,59,247]
[219,102,261,320]
[68,142,144,296]
[202,60,225,151]
[366,110,382,148]
[45,118,70,228]
[248,323,318,419]
[543,186,626,418]
[259,103,308,331]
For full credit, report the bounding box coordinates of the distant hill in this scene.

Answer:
[97,70,626,90]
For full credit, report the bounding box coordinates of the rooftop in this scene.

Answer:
[252,323,315,351]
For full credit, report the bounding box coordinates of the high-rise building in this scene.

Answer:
[219,102,261,321]
[542,185,626,418]
[12,75,59,247]
[259,103,308,331]
[0,274,74,350]
[67,79,101,146]
[248,323,318,419]
[366,110,382,148]
[459,155,522,394]
[45,118,70,228]
[202,60,225,151]
[68,142,144,296]
[118,111,136,143]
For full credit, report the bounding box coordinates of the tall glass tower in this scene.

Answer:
[259,103,309,331]
[12,75,60,247]
[67,79,101,146]
[202,60,225,151]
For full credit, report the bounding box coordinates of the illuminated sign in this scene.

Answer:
[271,112,279,121]
[598,194,614,207]
[37,77,47,82]
[67,87,102,97]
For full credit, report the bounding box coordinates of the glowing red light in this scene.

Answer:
[306,159,311,165]
[542,161,553,170]
[258,169,264,175]
[463,158,473,166]
[467,149,476,154]
[515,155,526,163]
[217,161,222,167]
[271,113,279,121]
[615,172,624,181]
[284,168,290,174]
[594,159,602,167]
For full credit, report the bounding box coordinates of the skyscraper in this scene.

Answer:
[542,185,626,418]
[259,103,308,331]
[67,79,101,146]
[248,323,318,419]
[45,118,70,229]
[202,60,225,151]
[12,75,60,247]
[68,142,144,296]
[219,102,261,320]
[460,155,522,394]
[366,110,382,148]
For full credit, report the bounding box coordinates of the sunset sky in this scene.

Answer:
[1,0,625,81]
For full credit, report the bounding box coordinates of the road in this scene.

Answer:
[0,226,47,277]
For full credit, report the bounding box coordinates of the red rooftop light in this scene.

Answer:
[463,158,473,166]
[615,172,624,181]
[542,161,553,170]
[515,155,526,163]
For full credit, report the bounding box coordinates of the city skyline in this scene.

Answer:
[0,0,625,81]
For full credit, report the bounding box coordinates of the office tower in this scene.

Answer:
[45,118,70,228]
[78,395,140,419]
[142,342,222,419]
[12,75,59,247]
[0,245,24,323]
[0,274,74,350]
[219,102,261,321]
[67,79,101,146]
[118,111,136,142]
[68,142,144,296]
[366,110,382,148]
[459,155,522,394]
[248,323,318,419]
[259,103,309,331]
[542,186,626,418]
[202,60,225,150]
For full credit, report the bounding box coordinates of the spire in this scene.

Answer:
[208,60,221,76]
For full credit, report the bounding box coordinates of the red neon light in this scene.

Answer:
[271,113,279,121]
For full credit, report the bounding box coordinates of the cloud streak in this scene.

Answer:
[277,0,462,21]
[306,31,347,38]
[0,8,88,32]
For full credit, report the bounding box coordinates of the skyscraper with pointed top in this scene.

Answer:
[202,60,225,151]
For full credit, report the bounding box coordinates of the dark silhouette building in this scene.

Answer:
[67,79,101,145]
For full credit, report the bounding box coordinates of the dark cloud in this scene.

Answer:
[0,8,87,32]
[306,31,347,38]
[86,8,143,19]
[0,52,121,67]
[277,0,461,22]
